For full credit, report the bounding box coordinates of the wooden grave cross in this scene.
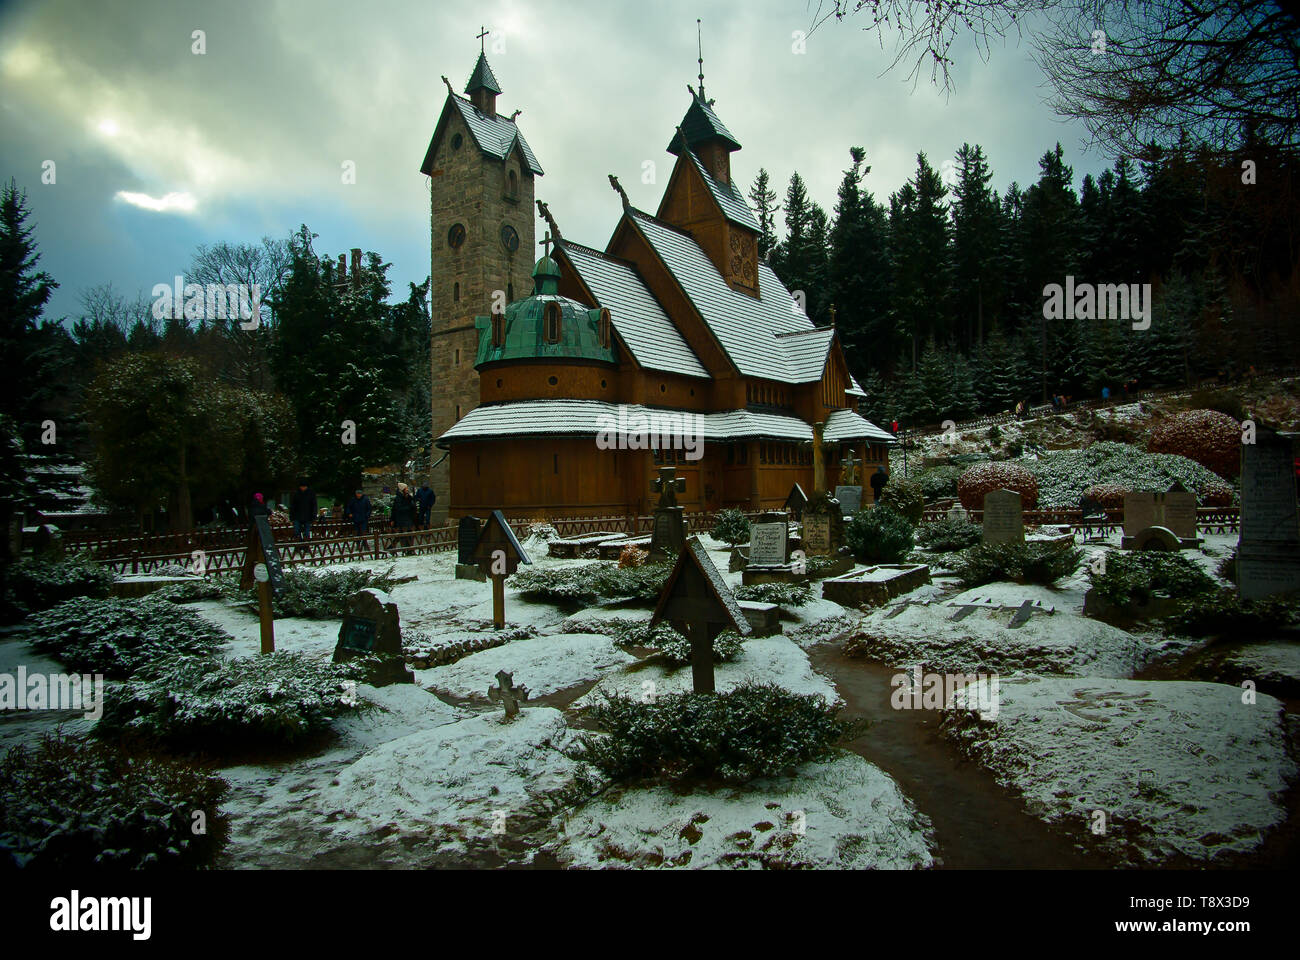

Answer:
[652,466,686,509]
[839,450,862,486]
[651,537,752,693]
[239,515,284,654]
[472,510,532,629]
[488,669,529,718]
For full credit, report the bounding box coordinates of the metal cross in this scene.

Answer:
[477,25,489,53]
[488,669,529,718]
[840,450,862,485]
[539,231,553,257]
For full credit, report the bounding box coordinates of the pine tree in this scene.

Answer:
[888,153,951,372]
[748,168,780,260]
[950,143,1001,350]
[0,179,58,446]
[829,147,891,377]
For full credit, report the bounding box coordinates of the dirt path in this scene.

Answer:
[807,644,1109,869]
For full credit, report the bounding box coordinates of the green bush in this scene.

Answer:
[0,734,228,869]
[876,477,925,523]
[237,565,399,619]
[654,624,745,664]
[98,652,368,751]
[917,465,963,500]
[845,506,915,564]
[916,514,982,552]
[26,597,227,677]
[1168,591,1300,636]
[511,562,671,604]
[734,582,812,607]
[1089,551,1216,607]
[711,508,752,546]
[2,557,115,621]
[151,577,229,604]
[1028,442,1232,510]
[953,542,1083,587]
[572,682,855,785]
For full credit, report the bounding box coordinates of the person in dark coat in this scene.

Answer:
[249,492,270,520]
[870,466,889,503]
[290,479,317,540]
[344,489,372,534]
[389,482,416,553]
[414,483,436,528]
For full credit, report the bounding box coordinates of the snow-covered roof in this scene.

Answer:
[437,400,895,446]
[561,242,709,379]
[776,327,836,382]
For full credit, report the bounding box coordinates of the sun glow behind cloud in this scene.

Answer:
[114,191,198,214]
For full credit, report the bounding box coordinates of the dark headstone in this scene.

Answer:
[981,489,1024,544]
[333,588,413,685]
[801,492,844,557]
[784,483,808,521]
[33,523,63,560]
[834,485,863,517]
[457,516,482,565]
[1238,432,1300,600]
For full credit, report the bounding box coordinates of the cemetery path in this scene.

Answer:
[808,644,1109,869]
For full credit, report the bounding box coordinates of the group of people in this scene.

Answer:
[244,480,437,540]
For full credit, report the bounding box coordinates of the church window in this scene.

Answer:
[725,445,735,465]
[453,281,460,302]
[600,379,607,389]
[659,383,666,393]
[496,378,503,388]
[508,170,519,197]
[455,404,462,420]
[739,445,748,465]
[491,313,505,347]
[548,375,558,386]
[454,348,460,365]
[543,302,561,342]
[599,308,611,348]
[451,133,463,151]
[447,223,466,249]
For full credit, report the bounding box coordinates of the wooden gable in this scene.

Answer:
[656,154,758,297]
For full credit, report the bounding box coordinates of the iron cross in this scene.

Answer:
[488,669,529,718]
[477,25,489,52]
[840,450,862,485]
[539,230,553,257]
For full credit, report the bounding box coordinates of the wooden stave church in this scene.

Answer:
[423,51,895,520]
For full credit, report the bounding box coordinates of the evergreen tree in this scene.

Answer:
[0,179,58,446]
[828,147,891,377]
[888,153,951,372]
[748,168,780,260]
[950,143,1002,350]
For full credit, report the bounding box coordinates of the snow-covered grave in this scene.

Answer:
[942,676,1299,865]
[417,631,635,700]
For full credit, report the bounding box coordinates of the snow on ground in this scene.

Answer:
[315,706,581,859]
[573,635,840,707]
[192,600,339,660]
[0,637,97,751]
[1218,642,1300,697]
[416,632,635,700]
[941,676,1299,865]
[846,592,1164,678]
[553,752,933,869]
[218,681,469,868]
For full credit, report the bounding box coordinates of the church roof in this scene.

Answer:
[474,293,616,366]
[465,52,502,95]
[775,327,838,382]
[667,95,741,155]
[561,241,709,379]
[420,95,543,176]
[437,399,894,447]
[628,210,825,384]
[683,148,760,232]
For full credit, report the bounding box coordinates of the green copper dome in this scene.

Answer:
[475,259,616,366]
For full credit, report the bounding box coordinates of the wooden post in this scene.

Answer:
[491,573,505,629]
[257,577,275,653]
[690,619,715,694]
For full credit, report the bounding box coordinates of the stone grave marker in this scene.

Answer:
[947,503,969,522]
[652,537,752,693]
[981,489,1024,544]
[1238,431,1300,600]
[834,485,863,517]
[747,513,788,567]
[1122,492,1156,538]
[333,588,413,685]
[1123,490,1199,549]
[648,466,687,561]
[488,669,529,718]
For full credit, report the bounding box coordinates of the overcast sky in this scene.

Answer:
[0,0,1109,321]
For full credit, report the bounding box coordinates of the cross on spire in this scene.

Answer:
[477,25,489,53]
[539,231,553,258]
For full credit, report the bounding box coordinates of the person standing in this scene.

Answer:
[870,465,889,504]
[390,482,416,551]
[249,492,270,521]
[415,482,436,528]
[290,479,317,540]
[344,489,372,534]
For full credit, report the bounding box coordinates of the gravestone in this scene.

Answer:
[784,483,808,521]
[981,489,1024,544]
[1238,432,1300,600]
[32,524,64,561]
[488,670,529,718]
[947,503,970,523]
[648,466,687,561]
[834,485,863,517]
[801,494,843,557]
[652,537,752,693]
[1122,491,1199,549]
[1122,493,1156,538]
[1130,526,1180,552]
[333,588,413,685]
[455,515,485,581]
[747,513,788,567]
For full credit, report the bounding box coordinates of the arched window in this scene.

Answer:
[491,313,505,347]
[598,308,611,348]
[508,170,519,197]
[543,302,561,343]
[453,281,460,302]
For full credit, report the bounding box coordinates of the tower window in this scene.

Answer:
[507,282,514,301]
[454,348,460,365]
[598,308,611,348]
[451,133,463,151]
[543,302,561,343]
[455,404,461,420]
[453,281,460,302]
[491,313,505,347]
[508,170,519,197]
[447,223,466,249]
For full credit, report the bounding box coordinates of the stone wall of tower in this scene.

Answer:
[427,101,537,522]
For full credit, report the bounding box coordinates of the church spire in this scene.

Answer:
[465,28,502,117]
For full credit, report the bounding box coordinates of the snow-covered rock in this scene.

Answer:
[554,753,933,869]
[941,676,1298,865]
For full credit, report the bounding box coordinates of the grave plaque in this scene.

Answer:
[649,466,687,561]
[1123,491,1199,549]
[457,516,482,565]
[1123,493,1157,538]
[802,512,833,556]
[472,511,532,628]
[1161,492,1198,540]
[748,521,788,566]
[834,485,863,517]
[333,588,413,685]
[1238,432,1300,600]
[981,489,1024,544]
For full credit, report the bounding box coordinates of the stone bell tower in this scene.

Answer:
[419,43,542,521]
